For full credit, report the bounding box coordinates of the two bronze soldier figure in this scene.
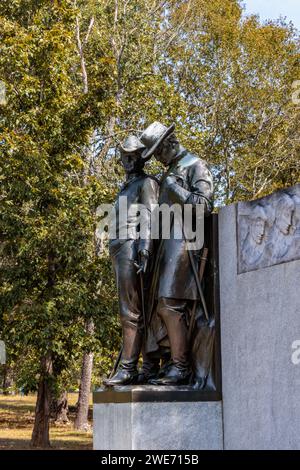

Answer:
[104,122,214,387]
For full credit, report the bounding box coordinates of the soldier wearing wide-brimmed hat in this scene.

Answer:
[103,135,159,386]
[140,122,214,385]
[119,134,146,154]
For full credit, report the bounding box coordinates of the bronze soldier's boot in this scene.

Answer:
[154,298,191,385]
[137,353,160,384]
[103,325,143,386]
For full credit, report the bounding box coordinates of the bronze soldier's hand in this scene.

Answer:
[134,250,149,274]
[165,175,177,186]
[166,174,184,187]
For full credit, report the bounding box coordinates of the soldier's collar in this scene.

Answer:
[168,149,188,169]
[120,171,146,191]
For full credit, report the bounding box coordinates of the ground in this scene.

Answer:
[0,393,93,450]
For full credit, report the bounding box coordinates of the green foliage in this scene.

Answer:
[164,0,300,203]
[0,0,117,392]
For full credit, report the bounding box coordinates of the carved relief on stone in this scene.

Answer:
[237,184,300,273]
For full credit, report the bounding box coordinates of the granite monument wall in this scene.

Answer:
[219,183,300,449]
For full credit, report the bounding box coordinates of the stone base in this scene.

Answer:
[93,386,223,450]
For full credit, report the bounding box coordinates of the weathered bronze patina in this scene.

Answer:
[103,135,159,386]
[104,123,217,390]
[140,122,214,386]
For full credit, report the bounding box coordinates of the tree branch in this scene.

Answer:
[76,16,95,94]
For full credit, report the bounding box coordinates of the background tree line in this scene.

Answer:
[0,0,299,447]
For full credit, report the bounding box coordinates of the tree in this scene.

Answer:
[51,390,69,424]
[0,0,112,447]
[162,0,300,204]
[74,319,94,431]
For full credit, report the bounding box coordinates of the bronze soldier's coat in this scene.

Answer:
[109,172,159,368]
[155,150,213,300]
[110,172,159,311]
[146,150,213,355]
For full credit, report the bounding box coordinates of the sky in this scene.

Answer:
[243,0,300,30]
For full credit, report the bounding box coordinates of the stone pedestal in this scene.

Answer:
[93,386,223,450]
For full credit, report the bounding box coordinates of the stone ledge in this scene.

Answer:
[93,385,221,403]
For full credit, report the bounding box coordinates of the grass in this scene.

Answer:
[0,393,93,450]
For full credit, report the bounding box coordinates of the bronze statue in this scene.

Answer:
[140,122,214,385]
[103,135,159,386]
[104,123,214,388]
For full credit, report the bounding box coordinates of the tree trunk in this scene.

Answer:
[31,354,53,448]
[51,390,69,423]
[2,365,14,395]
[74,319,94,431]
